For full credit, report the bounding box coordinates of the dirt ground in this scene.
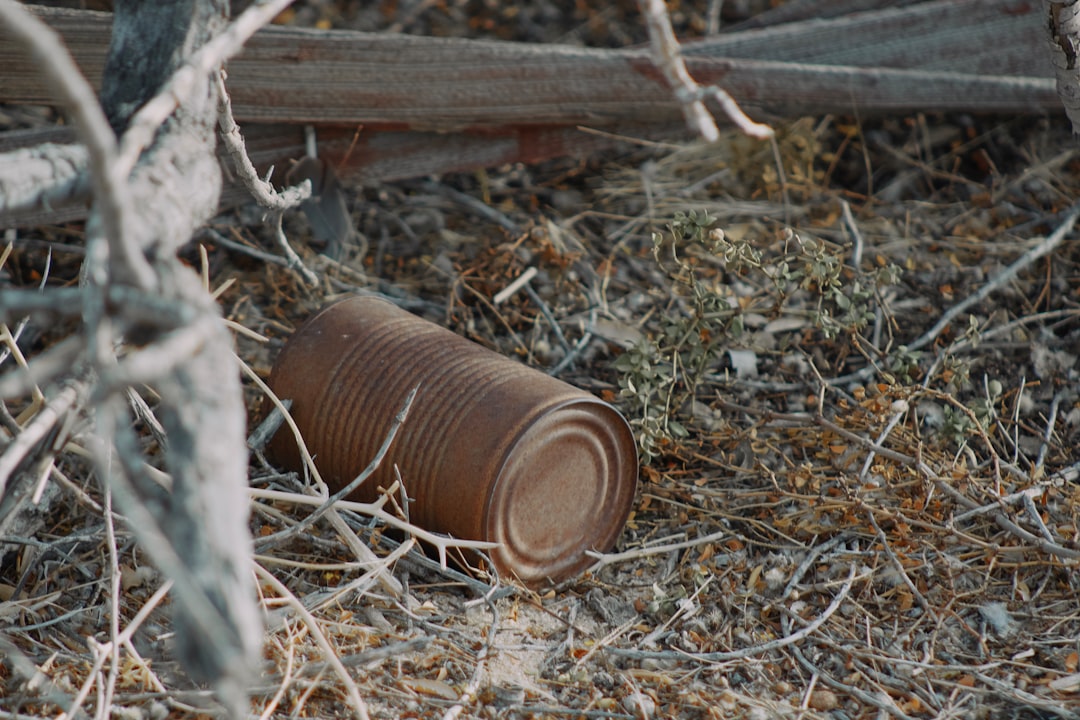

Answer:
[3,2,1080,719]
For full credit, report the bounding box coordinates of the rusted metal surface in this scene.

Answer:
[265,296,639,586]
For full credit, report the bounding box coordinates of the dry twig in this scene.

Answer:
[636,0,772,142]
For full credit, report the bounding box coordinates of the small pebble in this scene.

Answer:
[808,689,839,711]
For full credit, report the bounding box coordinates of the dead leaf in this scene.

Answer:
[400,677,458,701]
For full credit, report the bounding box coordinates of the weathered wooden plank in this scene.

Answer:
[0,4,1059,132]
[688,0,1050,79]
[727,0,926,31]
[0,121,662,227]
[0,2,1062,228]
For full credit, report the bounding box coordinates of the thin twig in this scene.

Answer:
[198,227,294,268]
[523,282,573,356]
[637,0,772,141]
[215,70,311,211]
[253,563,371,720]
[549,306,597,376]
[300,538,415,616]
[789,641,915,720]
[100,489,122,720]
[255,638,432,690]
[237,353,406,597]
[0,382,81,500]
[441,585,499,720]
[909,203,1080,352]
[1034,391,1063,474]
[864,507,933,614]
[57,579,175,720]
[858,402,908,481]
[931,474,1080,560]
[250,488,499,563]
[256,618,298,720]
[605,562,860,663]
[586,527,733,569]
[779,534,849,602]
[272,211,320,286]
[254,385,418,548]
[492,266,538,304]
[841,198,865,268]
[418,180,520,234]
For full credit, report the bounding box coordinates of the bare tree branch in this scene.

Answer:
[114,0,299,179]
[0,0,153,290]
[0,2,302,716]
[0,142,89,216]
[1045,0,1080,133]
[637,0,773,141]
[215,70,311,211]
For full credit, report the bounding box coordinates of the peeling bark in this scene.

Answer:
[93,1,260,711]
[0,1,263,715]
[1046,0,1080,133]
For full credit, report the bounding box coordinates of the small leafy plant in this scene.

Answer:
[614,210,745,462]
[614,209,904,463]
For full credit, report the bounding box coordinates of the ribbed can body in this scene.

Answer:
[265,296,638,586]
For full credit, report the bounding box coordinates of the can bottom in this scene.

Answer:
[486,398,637,585]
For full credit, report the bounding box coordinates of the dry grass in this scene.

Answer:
[3,107,1080,720]
[3,2,1080,716]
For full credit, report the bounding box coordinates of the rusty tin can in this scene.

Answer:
[265,296,638,586]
